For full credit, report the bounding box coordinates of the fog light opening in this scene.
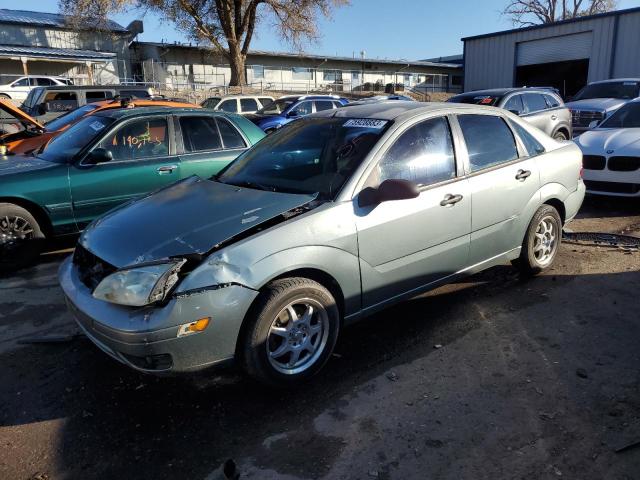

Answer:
[177,317,211,337]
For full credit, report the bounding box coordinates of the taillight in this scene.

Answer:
[579,167,584,178]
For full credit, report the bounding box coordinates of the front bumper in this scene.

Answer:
[59,256,259,374]
[583,168,640,197]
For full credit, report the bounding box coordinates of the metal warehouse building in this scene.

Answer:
[462,6,640,97]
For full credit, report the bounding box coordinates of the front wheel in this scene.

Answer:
[513,204,562,276]
[553,131,568,141]
[240,277,340,387]
[0,203,46,271]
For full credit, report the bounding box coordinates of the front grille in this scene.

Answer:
[73,244,116,290]
[583,155,606,170]
[571,109,604,128]
[585,180,640,194]
[608,156,640,172]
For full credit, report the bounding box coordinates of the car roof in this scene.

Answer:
[31,85,150,91]
[217,94,274,98]
[93,106,221,119]
[589,78,640,85]
[279,94,342,100]
[311,100,488,121]
[453,87,556,97]
[91,99,198,110]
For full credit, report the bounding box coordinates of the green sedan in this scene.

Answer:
[0,107,265,269]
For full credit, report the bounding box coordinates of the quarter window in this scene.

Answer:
[292,101,313,116]
[217,118,246,149]
[378,117,456,186]
[522,93,548,113]
[544,94,560,108]
[12,77,30,87]
[458,114,518,172]
[36,77,54,86]
[180,116,222,152]
[510,120,545,157]
[97,118,169,161]
[86,91,112,103]
[240,98,259,112]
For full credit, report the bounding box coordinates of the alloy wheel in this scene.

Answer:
[0,215,34,252]
[533,215,557,266]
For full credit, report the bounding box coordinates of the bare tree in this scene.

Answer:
[503,0,618,26]
[59,0,349,85]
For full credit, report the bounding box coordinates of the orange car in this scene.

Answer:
[0,97,200,155]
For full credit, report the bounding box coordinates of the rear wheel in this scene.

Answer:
[513,204,562,276]
[240,277,340,387]
[0,203,45,271]
[553,130,568,141]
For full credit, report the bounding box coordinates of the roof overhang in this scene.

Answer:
[0,45,117,63]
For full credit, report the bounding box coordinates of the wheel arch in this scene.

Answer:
[543,197,566,225]
[552,125,571,140]
[0,196,53,237]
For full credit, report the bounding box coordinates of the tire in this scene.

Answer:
[0,203,46,271]
[513,204,562,276]
[240,277,340,387]
[553,130,568,141]
[0,93,10,99]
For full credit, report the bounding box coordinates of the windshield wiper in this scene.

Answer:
[222,179,277,192]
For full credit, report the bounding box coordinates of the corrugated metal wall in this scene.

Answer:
[463,12,636,91]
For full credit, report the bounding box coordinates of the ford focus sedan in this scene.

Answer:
[60,102,585,386]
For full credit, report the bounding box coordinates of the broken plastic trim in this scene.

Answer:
[173,282,256,299]
[562,231,640,249]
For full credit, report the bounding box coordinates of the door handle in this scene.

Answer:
[157,165,178,174]
[440,193,463,207]
[515,169,531,180]
[551,114,558,121]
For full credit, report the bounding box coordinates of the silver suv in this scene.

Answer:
[449,88,572,140]
[565,78,640,136]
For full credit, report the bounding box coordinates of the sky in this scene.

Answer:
[2,0,640,61]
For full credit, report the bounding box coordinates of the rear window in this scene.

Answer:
[573,81,640,101]
[448,94,501,106]
[86,91,113,103]
[120,89,150,99]
[458,114,518,172]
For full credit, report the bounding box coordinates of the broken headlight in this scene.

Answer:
[93,259,186,307]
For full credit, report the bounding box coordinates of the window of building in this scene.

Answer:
[180,116,222,152]
[251,65,264,79]
[292,67,313,80]
[98,118,169,161]
[378,117,456,186]
[323,70,343,82]
[217,118,246,149]
[240,98,259,112]
[451,75,463,86]
[458,114,518,172]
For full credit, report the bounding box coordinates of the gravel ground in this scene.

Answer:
[0,196,639,480]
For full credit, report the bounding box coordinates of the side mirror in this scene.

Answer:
[588,120,600,129]
[508,109,521,116]
[286,110,299,118]
[85,147,113,165]
[358,179,420,207]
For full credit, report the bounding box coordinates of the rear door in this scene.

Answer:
[521,93,551,134]
[177,115,249,178]
[455,113,541,265]
[355,115,471,309]
[218,99,239,113]
[239,98,259,114]
[69,115,180,228]
[313,100,335,113]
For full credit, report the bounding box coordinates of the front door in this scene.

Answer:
[355,116,471,310]
[69,116,180,229]
[177,115,249,178]
[455,113,541,265]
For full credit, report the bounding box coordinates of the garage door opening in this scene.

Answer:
[516,59,589,99]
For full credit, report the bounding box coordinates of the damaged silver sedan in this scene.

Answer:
[60,102,585,386]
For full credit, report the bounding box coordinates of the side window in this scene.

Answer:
[97,118,169,161]
[12,78,30,87]
[86,91,110,103]
[36,78,54,86]
[121,90,149,99]
[217,118,246,149]
[180,116,222,152]
[378,117,456,186]
[240,98,258,112]
[43,92,78,112]
[522,93,548,113]
[218,99,238,113]
[259,97,272,107]
[544,94,560,108]
[458,114,518,172]
[292,101,313,116]
[314,100,334,112]
[332,101,344,108]
[509,120,546,157]
[503,95,524,115]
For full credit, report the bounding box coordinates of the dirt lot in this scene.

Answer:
[1,196,639,480]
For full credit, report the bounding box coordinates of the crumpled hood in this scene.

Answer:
[80,176,316,268]
[565,98,627,113]
[0,154,57,176]
[575,128,640,153]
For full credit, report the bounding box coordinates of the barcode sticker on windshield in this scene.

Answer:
[343,119,387,129]
[89,121,105,132]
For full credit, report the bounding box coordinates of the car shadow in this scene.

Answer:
[5,263,635,479]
